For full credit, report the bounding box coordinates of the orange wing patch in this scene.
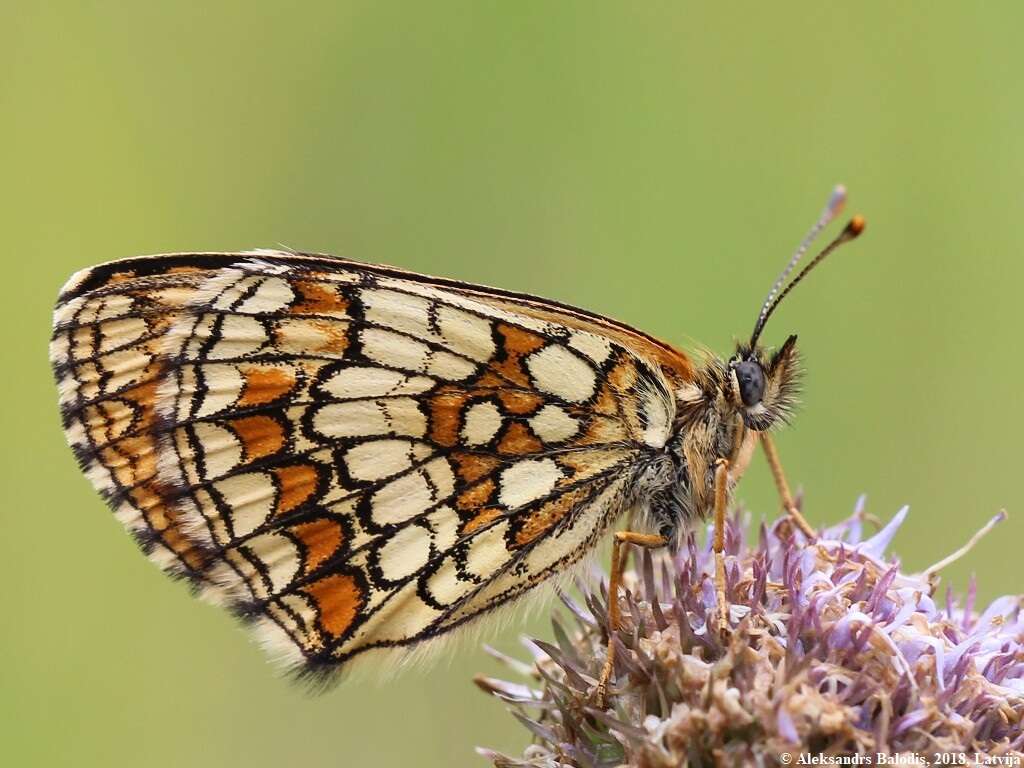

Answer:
[303,573,365,639]
[289,279,351,317]
[491,323,546,387]
[514,486,594,548]
[451,452,501,483]
[228,414,287,463]
[456,477,496,511]
[427,388,470,447]
[460,506,504,536]
[238,364,297,407]
[498,389,544,415]
[271,464,321,516]
[497,422,543,455]
[290,519,345,573]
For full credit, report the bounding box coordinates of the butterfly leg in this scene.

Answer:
[713,458,731,633]
[594,530,666,708]
[759,433,816,538]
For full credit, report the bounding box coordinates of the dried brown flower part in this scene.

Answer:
[476,503,1024,767]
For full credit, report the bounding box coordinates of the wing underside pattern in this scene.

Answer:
[50,252,689,677]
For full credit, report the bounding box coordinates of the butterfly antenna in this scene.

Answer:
[753,210,864,348]
[749,185,860,348]
[750,185,847,346]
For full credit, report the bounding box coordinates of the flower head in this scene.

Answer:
[476,503,1023,766]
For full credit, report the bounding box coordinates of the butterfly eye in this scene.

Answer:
[734,360,765,407]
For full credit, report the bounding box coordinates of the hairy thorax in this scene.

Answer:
[638,366,759,543]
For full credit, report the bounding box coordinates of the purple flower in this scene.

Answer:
[476,502,1023,766]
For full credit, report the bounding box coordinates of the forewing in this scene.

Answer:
[50,251,689,678]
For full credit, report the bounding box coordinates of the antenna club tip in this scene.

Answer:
[827,186,848,216]
[849,214,866,236]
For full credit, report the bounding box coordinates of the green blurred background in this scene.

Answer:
[3,3,1022,766]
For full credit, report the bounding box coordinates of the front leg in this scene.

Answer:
[712,457,730,633]
[760,432,816,538]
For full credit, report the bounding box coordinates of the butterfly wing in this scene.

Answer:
[50,251,694,679]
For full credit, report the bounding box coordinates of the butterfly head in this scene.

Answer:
[726,335,801,431]
[722,188,865,431]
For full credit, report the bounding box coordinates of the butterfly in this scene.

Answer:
[49,187,863,691]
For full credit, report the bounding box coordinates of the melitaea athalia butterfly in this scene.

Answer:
[50,187,863,691]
